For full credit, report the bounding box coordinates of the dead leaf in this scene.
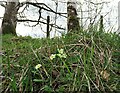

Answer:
[100,70,110,81]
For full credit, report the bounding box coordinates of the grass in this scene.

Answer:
[1,27,120,92]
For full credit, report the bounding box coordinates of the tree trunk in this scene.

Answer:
[1,0,19,35]
[67,0,80,32]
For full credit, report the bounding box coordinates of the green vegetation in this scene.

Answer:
[1,27,120,92]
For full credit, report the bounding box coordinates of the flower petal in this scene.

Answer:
[35,64,42,69]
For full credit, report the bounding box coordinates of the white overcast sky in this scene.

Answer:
[0,0,120,38]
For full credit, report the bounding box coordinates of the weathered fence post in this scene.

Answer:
[99,15,104,32]
[67,0,80,32]
[47,16,50,38]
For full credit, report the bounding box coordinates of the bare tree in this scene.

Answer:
[67,0,79,32]
[1,0,19,35]
[67,0,80,32]
[0,0,110,36]
[0,0,81,36]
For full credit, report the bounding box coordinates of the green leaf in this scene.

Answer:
[41,85,53,92]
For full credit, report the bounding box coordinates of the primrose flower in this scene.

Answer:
[58,49,64,54]
[57,54,62,58]
[50,54,56,60]
[57,53,67,58]
[62,54,67,58]
[35,64,42,70]
[50,49,67,60]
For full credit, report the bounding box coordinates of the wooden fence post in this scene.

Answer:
[47,16,50,38]
[99,15,104,32]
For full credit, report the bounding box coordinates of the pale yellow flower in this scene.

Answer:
[57,54,62,58]
[35,64,42,69]
[62,54,67,58]
[57,53,67,58]
[50,54,56,60]
[50,49,67,60]
[58,49,64,54]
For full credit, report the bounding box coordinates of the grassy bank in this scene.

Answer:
[1,28,120,92]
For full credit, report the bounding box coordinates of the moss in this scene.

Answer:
[2,23,16,35]
[68,16,80,32]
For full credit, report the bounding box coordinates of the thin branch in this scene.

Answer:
[0,1,7,7]
[84,0,110,5]
[17,19,65,30]
[20,2,67,18]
